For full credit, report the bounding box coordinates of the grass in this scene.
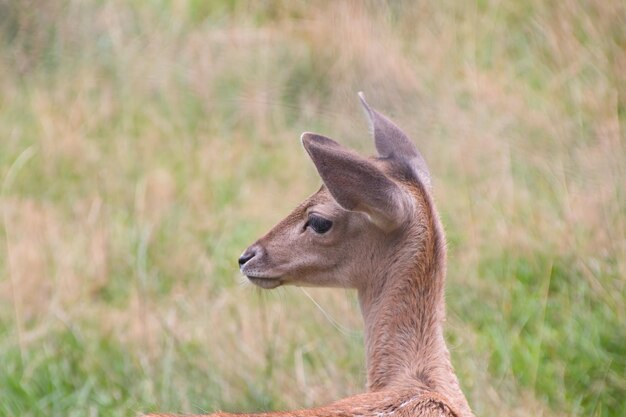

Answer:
[0,1,624,416]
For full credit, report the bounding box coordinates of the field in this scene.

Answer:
[0,1,624,416]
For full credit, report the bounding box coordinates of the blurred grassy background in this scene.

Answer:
[0,1,624,416]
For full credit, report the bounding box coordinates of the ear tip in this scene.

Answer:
[357,91,370,110]
[301,132,327,154]
[300,132,316,148]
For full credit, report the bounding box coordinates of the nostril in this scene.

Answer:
[238,249,256,267]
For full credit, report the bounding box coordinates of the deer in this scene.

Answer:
[146,93,474,417]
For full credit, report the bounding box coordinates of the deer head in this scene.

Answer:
[238,93,433,291]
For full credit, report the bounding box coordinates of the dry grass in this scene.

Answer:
[0,1,624,416]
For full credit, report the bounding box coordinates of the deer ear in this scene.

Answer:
[301,132,408,231]
[358,92,431,189]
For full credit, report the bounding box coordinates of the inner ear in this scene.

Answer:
[301,132,409,232]
[358,92,431,190]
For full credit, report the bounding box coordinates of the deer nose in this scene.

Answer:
[238,247,257,268]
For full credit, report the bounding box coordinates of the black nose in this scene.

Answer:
[238,247,257,267]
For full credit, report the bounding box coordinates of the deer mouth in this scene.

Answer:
[246,276,282,289]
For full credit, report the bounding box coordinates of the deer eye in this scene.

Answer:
[306,214,333,234]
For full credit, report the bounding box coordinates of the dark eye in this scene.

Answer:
[306,214,333,234]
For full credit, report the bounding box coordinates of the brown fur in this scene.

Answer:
[145,94,473,417]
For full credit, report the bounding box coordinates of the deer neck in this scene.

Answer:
[356,197,473,416]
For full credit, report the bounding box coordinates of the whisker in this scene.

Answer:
[298,287,361,338]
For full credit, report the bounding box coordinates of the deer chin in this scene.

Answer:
[246,276,282,289]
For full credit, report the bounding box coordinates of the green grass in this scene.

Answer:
[0,1,624,416]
